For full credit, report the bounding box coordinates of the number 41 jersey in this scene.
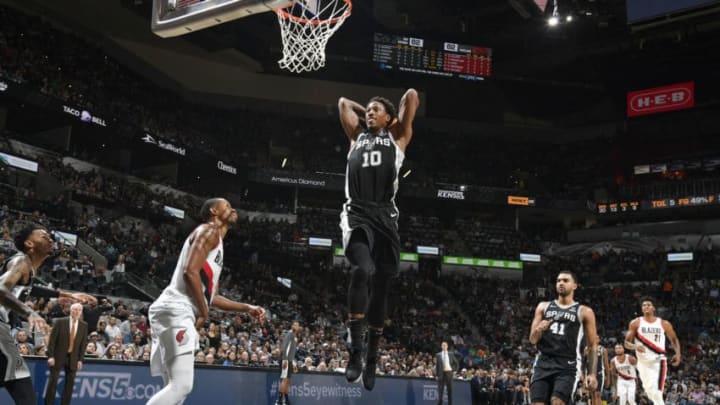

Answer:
[345,130,404,204]
[537,300,584,364]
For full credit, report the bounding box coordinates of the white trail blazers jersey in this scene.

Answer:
[634,317,666,361]
[155,231,223,315]
[613,355,637,380]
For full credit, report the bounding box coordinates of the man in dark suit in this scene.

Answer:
[275,320,301,405]
[436,341,459,405]
[472,369,493,405]
[44,303,89,405]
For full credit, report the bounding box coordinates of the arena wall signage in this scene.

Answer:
[335,248,418,262]
[437,189,465,200]
[62,105,108,127]
[163,205,185,219]
[443,256,523,270]
[416,245,440,255]
[52,231,78,247]
[217,160,237,175]
[251,169,345,191]
[308,237,332,247]
[627,81,695,117]
[519,253,541,262]
[0,151,39,172]
[667,252,693,262]
[2,358,472,404]
[507,195,535,206]
[141,133,187,156]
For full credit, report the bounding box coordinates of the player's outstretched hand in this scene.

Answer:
[671,354,681,367]
[71,292,97,305]
[195,315,206,330]
[248,305,266,324]
[584,374,598,391]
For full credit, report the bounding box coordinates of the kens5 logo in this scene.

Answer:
[44,371,162,400]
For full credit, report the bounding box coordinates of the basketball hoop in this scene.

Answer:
[275,0,352,73]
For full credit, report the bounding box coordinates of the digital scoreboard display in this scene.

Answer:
[372,33,492,80]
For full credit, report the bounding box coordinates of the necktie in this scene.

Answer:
[69,319,76,354]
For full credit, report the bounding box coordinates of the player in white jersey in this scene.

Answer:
[610,344,638,405]
[624,296,681,405]
[147,198,266,405]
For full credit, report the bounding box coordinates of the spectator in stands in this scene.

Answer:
[104,343,122,360]
[88,331,105,355]
[14,329,35,354]
[112,254,126,281]
[83,298,113,334]
[104,316,121,341]
[84,342,99,358]
[17,343,31,356]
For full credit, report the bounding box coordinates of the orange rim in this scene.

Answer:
[276,0,352,25]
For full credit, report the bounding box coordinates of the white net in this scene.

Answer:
[275,0,352,73]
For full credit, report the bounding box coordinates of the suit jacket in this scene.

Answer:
[280,330,299,369]
[436,351,459,377]
[47,317,88,370]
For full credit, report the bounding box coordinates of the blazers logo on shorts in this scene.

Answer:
[176,329,188,345]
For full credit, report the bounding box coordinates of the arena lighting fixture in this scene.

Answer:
[547,0,559,26]
[566,14,573,22]
[281,157,287,168]
[402,169,412,178]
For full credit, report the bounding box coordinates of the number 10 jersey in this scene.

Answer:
[345,130,404,204]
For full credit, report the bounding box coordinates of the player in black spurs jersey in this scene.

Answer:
[583,337,610,405]
[529,271,599,405]
[0,224,96,404]
[337,88,419,391]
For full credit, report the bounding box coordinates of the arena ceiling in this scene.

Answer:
[2,0,720,126]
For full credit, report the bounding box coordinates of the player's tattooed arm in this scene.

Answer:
[582,306,599,391]
[0,256,35,318]
[338,97,365,142]
[0,256,46,331]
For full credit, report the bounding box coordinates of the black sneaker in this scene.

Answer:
[345,347,364,383]
[362,359,377,391]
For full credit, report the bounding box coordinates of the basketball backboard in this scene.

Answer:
[151,0,292,38]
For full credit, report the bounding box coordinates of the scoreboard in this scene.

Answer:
[596,194,720,214]
[372,33,492,80]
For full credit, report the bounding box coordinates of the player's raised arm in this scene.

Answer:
[181,224,220,328]
[529,301,550,344]
[338,96,365,143]
[390,88,419,151]
[662,320,681,366]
